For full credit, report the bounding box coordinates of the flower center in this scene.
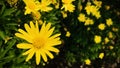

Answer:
[32,37,45,49]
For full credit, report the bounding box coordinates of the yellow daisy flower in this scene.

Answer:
[98,23,106,30]
[85,59,91,65]
[23,0,40,15]
[66,31,71,37]
[99,53,104,59]
[15,21,61,65]
[61,0,75,12]
[84,18,94,25]
[104,37,110,44]
[94,35,101,44]
[78,13,86,22]
[38,0,53,12]
[93,0,102,8]
[109,46,114,50]
[106,18,113,26]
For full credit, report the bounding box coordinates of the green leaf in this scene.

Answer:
[2,8,17,17]
[0,39,16,58]
[0,30,5,40]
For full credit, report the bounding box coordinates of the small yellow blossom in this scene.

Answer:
[23,0,40,15]
[85,3,101,19]
[66,31,71,37]
[109,46,114,50]
[61,0,75,12]
[108,32,113,39]
[112,27,118,32]
[94,35,101,44]
[38,0,53,12]
[98,23,106,30]
[106,18,113,26]
[61,11,67,18]
[93,0,102,8]
[105,5,110,10]
[84,18,94,25]
[99,53,104,59]
[104,37,109,44]
[85,59,91,65]
[85,2,92,15]
[78,13,86,22]
[94,11,101,19]
[87,27,91,31]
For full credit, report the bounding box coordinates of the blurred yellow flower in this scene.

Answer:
[23,0,40,15]
[106,18,113,26]
[105,5,110,10]
[15,21,61,65]
[61,11,67,18]
[85,3,101,19]
[109,46,114,50]
[104,37,109,44]
[87,27,91,31]
[84,18,94,25]
[94,11,101,19]
[93,0,102,8]
[94,35,101,44]
[112,27,118,32]
[78,13,86,22]
[61,0,75,12]
[98,23,106,30]
[66,31,71,37]
[85,59,91,65]
[85,2,92,15]
[38,0,53,12]
[99,53,104,59]
[108,32,113,39]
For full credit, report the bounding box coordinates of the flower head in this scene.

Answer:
[85,59,91,65]
[61,0,75,12]
[78,13,86,22]
[98,23,106,30]
[38,0,53,12]
[94,35,101,44]
[99,53,104,59]
[23,0,40,15]
[106,18,113,26]
[15,21,61,65]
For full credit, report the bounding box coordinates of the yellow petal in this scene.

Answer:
[49,34,61,39]
[26,49,35,61]
[24,23,35,37]
[17,43,33,49]
[36,50,41,65]
[18,29,28,35]
[44,50,54,59]
[44,23,51,33]
[40,50,47,62]
[15,33,32,43]
[35,21,39,33]
[46,27,55,38]
[22,48,34,55]
[30,21,35,30]
[39,22,46,35]
[47,47,59,53]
